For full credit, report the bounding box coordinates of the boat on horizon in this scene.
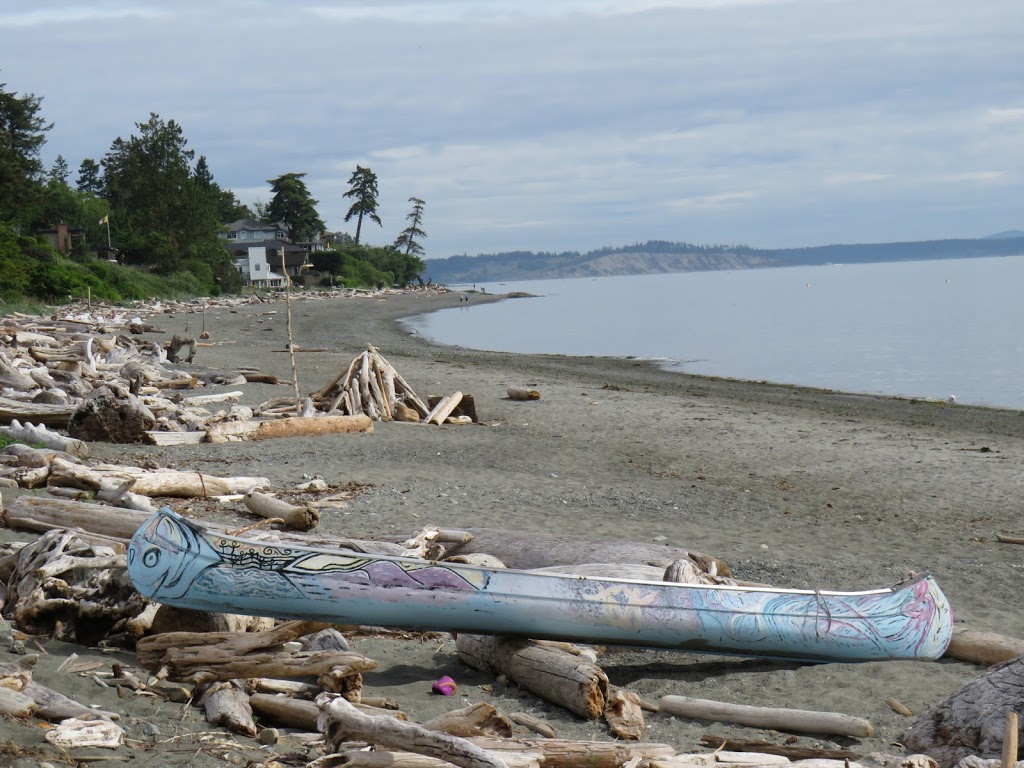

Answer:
[127,508,953,663]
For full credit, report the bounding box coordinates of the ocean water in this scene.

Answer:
[404,256,1024,410]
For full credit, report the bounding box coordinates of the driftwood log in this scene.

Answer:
[317,693,511,768]
[0,420,87,456]
[945,628,1024,666]
[205,413,373,442]
[506,388,540,401]
[429,527,730,575]
[243,486,320,531]
[468,735,676,768]
[455,634,608,719]
[903,654,1024,767]
[658,695,873,738]
[202,680,257,737]
[421,703,515,739]
[136,620,377,690]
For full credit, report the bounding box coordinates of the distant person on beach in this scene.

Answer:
[460,293,469,303]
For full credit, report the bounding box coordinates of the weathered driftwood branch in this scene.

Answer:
[604,688,646,740]
[468,735,676,768]
[698,734,862,762]
[317,693,511,768]
[243,487,320,531]
[136,620,376,687]
[0,655,119,721]
[945,627,1024,666]
[421,703,515,739]
[424,391,464,425]
[658,695,873,739]
[202,680,257,737]
[509,712,557,738]
[903,654,1024,767]
[47,457,269,497]
[455,634,608,719]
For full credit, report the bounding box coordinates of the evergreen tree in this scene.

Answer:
[393,196,427,256]
[49,154,69,185]
[76,158,102,194]
[0,78,52,227]
[265,172,324,242]
[343,165,382,246]
[102,113,224,273]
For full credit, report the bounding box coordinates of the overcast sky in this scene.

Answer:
[3,0,1023,258]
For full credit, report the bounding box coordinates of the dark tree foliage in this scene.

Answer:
[0,78,52,228]
[76,158,103,195]
[393,196,427,256]
[102,113,228,278]
[49,154,69,185]
[266,172,325,243]
[343,165,382,246]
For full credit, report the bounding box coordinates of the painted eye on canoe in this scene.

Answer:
[143,548,161,568]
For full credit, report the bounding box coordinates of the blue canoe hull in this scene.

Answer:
[127,508,952,662]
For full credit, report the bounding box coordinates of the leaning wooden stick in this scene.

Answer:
[1003,711,1019,768]
[658,695,873,738]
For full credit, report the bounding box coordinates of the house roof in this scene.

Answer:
[223,219,283,233]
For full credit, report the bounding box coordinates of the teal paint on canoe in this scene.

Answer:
[127,508,953,662]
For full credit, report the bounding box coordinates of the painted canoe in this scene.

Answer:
[127,508,953,662]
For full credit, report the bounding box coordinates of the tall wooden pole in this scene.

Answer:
[282,247,301,414]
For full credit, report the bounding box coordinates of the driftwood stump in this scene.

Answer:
[68,387,156,443]
[902,654,1024,767]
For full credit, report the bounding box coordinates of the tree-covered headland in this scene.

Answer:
[0,76,427,305]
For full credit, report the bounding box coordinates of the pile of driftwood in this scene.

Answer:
[310,343,476,426]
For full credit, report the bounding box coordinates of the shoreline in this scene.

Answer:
[4,288,1023,765]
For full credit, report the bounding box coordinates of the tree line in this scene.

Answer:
[0,75,428,304]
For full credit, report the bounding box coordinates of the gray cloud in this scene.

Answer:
[2,0,1023,257]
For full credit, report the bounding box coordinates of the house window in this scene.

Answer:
[254,263,262,271]
[240,231,248,239]
[226,232,236,240]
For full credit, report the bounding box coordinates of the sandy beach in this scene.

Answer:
[3,288,1023,767]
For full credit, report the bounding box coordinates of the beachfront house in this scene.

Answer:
[221,219,314,286]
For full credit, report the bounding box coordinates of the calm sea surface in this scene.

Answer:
[405,256,1024,410]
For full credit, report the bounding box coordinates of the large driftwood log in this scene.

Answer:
[455,634,608,719]
[250,692,321,732]
[243,487,320,531]
[903,654,1024,767]
[0,420,88,456]
[47,457,269,497]
[317,693,510,768]
[699,734,862,761]
[432,527,730,575]
[2,494,149,538]
[0,396,75,428]
[205,413,373,442]
[658,695,874,738]
[945,628,1024,666]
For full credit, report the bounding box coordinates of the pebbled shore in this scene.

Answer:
[4,288,1023,766]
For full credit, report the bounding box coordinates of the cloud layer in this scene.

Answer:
[3,0,1022,257]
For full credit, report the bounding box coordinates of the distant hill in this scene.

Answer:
[424,237,1024,284]
[984,230,1024,239]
